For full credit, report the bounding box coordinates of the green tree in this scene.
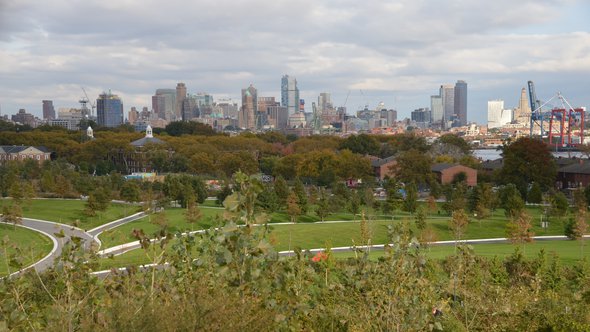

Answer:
[120,180,141,206]
[402,182,418,213]
[315,188,332,222]
[499,184,525,218]
[392,149,434,188]
[339,133,380,155]
[286,192,302,223]
[293,178,308,214]
[527,182,543,204]
[2,201,23,230]
[348,190,362,219]
[273,176,289,209]
[506,210,534,251]
[548,191,569,220]
[414,206,427,231]
[565,208,588,258]
[449,210,469,245]
[499,137,557,197]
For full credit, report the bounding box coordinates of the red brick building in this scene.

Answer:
[431,163,477,186]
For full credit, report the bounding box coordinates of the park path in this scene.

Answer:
[1,210,147,278]
[1,218,94,278]
[90,234,590,279]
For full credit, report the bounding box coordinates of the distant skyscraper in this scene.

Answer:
[153,89,176,121]
[514,87,531,124]
[128,107,139,124]
[96,91,123,128]
[411,108,431,128]
[42,100,55,120]
[430,95,443,125]
[454,80,467,126]
[176,83,187,120]
[318,93,332,112]
[487,100,512,129]
[281,75,299,115]
[440,84,455,126]
[239,84,257,130]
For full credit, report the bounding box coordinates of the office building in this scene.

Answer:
[176,83,187,120]
[454,80,468,126]
[440,84,455,126]
[11,109,37,127]
[411,108,431,128]
[152,89,176,121]
[281,75,299,115]
[42,100,55,120]
[318,93,332,112]
[430,95,443,125]
[239,84,257,130]
[216,99,239,119]
[128,107,139,124]
[97,91,124,128]
[487,100,512,129]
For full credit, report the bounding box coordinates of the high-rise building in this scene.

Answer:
[430,95,443,125]
[42,100,55,120]
[257,96,279,129]
[96,91,123,128]
[128,107,139,124]
[182,95,199,121]
[239,84,257,130]
[487,100,512,129]
[411,108,431,128]
[176,83,187,120]
[281,75,299,115]
[454,80,468,126]
[440,84,455,126]
[153,89,176,121]
[216,99,239,119]
[11,109,37,127]
[513,87,531,124]
[318,93,332,112]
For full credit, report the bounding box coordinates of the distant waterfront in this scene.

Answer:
[473,149,584,161]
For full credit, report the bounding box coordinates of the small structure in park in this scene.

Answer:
[431,163,477,186]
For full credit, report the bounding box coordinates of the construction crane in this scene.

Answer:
[79,87,96,117]
[528,81,546,137]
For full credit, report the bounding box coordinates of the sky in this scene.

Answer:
[0,0,589,124]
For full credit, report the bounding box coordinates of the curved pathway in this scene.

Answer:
[2,218,94,278]
[2,211,148,278]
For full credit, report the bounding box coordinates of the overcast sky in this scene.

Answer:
[1,0,589,123]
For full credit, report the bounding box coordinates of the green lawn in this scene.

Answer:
[97,238,590,271]
[334,239,590,266]
[0,224,54,276]
[0,198,140,230]
[98,207,221,248]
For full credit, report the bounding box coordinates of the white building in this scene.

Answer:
[487,100,512,129]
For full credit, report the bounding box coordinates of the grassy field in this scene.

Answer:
[98,207,221,248]
[0,224,54,276]
[0,198,140,230]
[333,239,590,266]
[97,238,590,270]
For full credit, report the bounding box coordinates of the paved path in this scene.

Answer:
[2,218,95,278]
[2,211,147,278]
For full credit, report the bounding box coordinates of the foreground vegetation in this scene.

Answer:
[3,222,590,331]
[0,224,53,276]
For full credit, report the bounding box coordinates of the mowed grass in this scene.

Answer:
[98,207,222,248]
[0,198,140,230]
[97,238,590,271]
[333,239,590,266]
[0,224,54,276]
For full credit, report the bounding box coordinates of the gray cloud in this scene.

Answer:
[0,0,588,122]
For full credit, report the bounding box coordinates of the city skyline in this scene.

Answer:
[0,1,588,123]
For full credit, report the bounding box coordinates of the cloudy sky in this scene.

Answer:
[1,0,589,123]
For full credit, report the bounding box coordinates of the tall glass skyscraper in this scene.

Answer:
[281,75,299,115]
[454,80,468,126]
[97,91,123,128]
